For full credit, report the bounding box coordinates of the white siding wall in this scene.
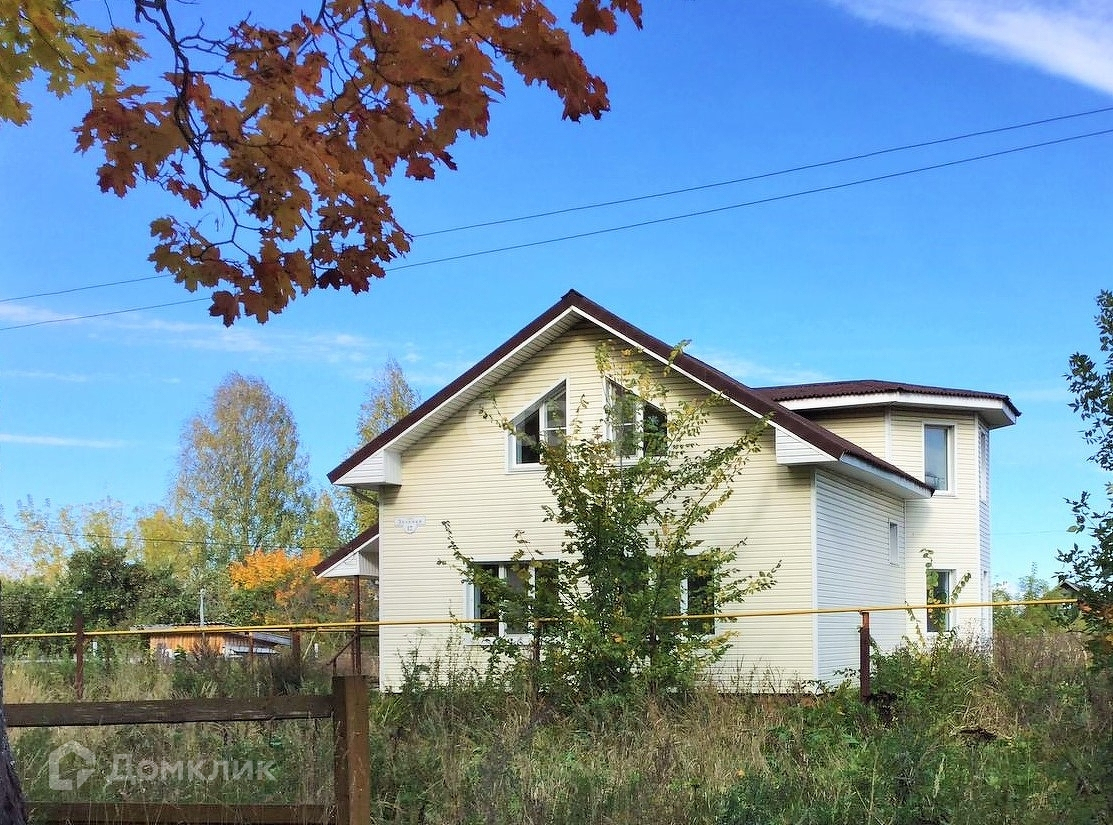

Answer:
[376,326,818,690]
[806,410,890,460]
[889,410,985,639]
[814,471,906,683]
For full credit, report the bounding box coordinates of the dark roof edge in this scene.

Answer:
[329,290,928,493]
[759,380,1020,420]
[311,523,380,576]
[328,290,587,483]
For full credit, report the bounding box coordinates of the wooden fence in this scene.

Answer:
[4,675,371,825]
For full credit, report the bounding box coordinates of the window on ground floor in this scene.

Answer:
[926,568,953,633]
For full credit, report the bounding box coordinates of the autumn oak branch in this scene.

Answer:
[3,0,641,324]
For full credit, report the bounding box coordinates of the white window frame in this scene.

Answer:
[978,423,990,504]
[926,568,954,633]
[605,379,667,459]
[923,422,956,494]
[888,521,901,567]
[509,382,567,468]
[680,571,716,635]
[463,560,561,640]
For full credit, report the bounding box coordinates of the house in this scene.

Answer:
[328,291,1018,690]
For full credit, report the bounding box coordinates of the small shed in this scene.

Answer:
[144,626,291,659]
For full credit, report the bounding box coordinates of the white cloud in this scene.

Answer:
[0,303,72,327]
[828,0,1113,96]
[687,347,831,386]
[0,433,128,448]
[0,369,94,382]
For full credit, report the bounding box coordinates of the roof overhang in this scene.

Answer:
[314,525,380,580]
[778,391,1018,429]
[329,291,934,498]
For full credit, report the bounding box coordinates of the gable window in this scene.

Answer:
[923,424,954,492]
[926,568,953,633]
[513,384,567,465]
[607,380,668,458]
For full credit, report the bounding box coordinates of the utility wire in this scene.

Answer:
[3,105,1111,307]
[0,298,209,332]
[2,124,1110,332]
[0,274,170,304]
[387,126,1113,272]
[4,524,348,554]
[413,104,1113,237]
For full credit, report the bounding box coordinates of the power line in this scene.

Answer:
[4,105,1111,307]
[3,124,1110,332]
[413,104,1113,238]
[3,524,347,554]
[0,298,209,332]
[0,274,170,304]
[387,126,1113,272]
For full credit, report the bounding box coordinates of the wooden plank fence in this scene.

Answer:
[4,676,371,825]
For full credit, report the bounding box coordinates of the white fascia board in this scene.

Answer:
[317,549,379,579]
[334,447,402,487]
[836,455,932,500]
[779,393,1017,428]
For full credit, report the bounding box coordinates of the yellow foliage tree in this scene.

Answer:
[227,547,346,623]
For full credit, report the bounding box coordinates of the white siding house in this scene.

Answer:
[328,292,1018,690]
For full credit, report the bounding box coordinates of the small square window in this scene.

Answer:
[924,424,953,492]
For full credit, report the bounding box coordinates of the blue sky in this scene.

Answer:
[1,0,1111,588]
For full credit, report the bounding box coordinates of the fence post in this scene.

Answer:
[333,675,371,825]
[73,610,85,701]
[858,611,871,703]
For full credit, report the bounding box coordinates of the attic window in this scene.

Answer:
[513,383,567,465]
[607,380,667,458]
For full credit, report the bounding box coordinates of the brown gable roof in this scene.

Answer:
[312,523,379,576]
[758,380,1020,420]
[329,290,929,493]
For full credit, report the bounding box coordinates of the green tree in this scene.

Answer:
[351,358,419,530]
[452,345,778,697]
[1060,290,1113,668]
[173,373,313,566]
[0,583,28,824]
[3,0,639,324]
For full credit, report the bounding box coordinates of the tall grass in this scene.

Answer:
[6,630,1112,822]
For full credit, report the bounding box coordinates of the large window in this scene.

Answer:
[923,424,953,492]
[465,560,561,638]
[607,380,667,458]
[926,568,953,633]
[513,384,567,465]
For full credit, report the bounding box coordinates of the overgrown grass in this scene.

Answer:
[6,630,1112,821]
